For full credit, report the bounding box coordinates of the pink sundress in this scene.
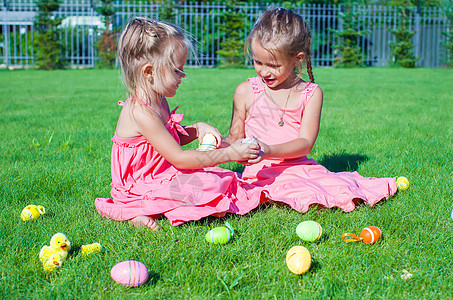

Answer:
[241,77,397,212]
[95,99,256,226]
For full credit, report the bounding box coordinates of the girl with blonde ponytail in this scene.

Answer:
[96,17,260,230]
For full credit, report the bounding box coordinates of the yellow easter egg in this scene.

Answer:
[396,176,409,191]
[198,133,217,151]
[286,246,311,275]
[20,205,45,221]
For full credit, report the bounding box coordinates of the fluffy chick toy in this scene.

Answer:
[42,253,63,273]
[39,233,71,272]
[80,242,102,257]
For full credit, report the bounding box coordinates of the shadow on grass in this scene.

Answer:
[309,258,321,273]
[145,271,161,286]
[230,153,369,174]
[230,163,245,174]
[317,153,368,172]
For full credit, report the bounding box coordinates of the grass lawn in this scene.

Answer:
[0,67,452,299]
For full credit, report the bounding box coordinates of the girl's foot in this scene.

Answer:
[128,216,159,231]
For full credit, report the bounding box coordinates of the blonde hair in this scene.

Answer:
[245,8,314,83]
[117,17,191,97]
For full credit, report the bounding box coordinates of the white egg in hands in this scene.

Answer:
[241,137,259,146]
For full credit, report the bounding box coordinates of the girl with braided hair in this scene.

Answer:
[223,8,397,213]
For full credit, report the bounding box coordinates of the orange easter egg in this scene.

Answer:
[360,226,381,244]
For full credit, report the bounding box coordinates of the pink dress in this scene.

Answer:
[95,99,255,226]
[242,77,397,212]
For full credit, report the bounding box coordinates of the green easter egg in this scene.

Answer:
[205,222,234,244]
[296,221,322,242]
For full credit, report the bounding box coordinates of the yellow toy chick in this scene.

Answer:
[42,253,63,273]
[80,242,102,257]
[39,233,71,272]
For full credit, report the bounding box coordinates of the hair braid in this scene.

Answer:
[306,55,315,83]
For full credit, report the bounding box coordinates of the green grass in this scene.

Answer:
[0,67,452,299]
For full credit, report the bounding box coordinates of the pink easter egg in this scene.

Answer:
[110,260,149,287]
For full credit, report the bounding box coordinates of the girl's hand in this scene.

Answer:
[246,138,269,164]
[228,139,260,162]
[196,122,223,147]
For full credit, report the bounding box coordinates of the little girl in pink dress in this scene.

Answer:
[95,18,260,229]
[223,8,397,212]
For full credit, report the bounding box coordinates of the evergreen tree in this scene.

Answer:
[332,2,369,67]
[34,0,66,69]
[159,0,177,23]
[441,7,453,67]
[96,0,117,68]
[389,1,419,67]
[216,0,247,67]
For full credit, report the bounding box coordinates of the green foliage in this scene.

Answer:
[441,7,453,67]
[96,0,117,69]
[96,32,117,69]
[389,0,442,6]
[216,1,247,68]
[332,2,369,67]
[282,0,305,8]
[159,0,177,23]
[96,0,116,31]
[33,0,66,69]
[389,2,419,67]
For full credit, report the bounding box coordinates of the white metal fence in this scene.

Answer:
[0,1,451,68]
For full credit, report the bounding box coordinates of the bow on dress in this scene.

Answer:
[168,107,189,137]
[118,99,189,137]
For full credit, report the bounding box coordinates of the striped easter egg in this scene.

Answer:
[110,260,149,287]
[20,205,45,221]
[205,222,234,244]
[360,226,382,244]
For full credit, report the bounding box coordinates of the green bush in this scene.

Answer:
[96,32,117,69]
[441,8,453,68]
[389,3,419,68]
[332,3,369,68]
[216,1,247,68]
[96,0,117,68]
[34,0,66,69]
[159,0,176,23]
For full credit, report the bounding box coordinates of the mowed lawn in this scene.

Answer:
[0,67,452,299]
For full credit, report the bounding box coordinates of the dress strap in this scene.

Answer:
[127,97,162,115]
[119,97,164,117]
[248,77,265,94]
[299,82,319,109]
[303,82,319,100]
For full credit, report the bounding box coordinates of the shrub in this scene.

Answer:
[216,1,247,68]
[441,8,453,68]
[34,0,66,69]
[159,0,176,23]
[389,2,419,68]
[96,0,117,68]
[331,2,369,68]
[96,32,117,69]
